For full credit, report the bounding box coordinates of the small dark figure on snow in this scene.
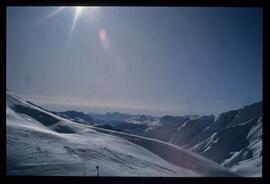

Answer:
[96,165,99,177]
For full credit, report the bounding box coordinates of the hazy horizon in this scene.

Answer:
[7,7,262,116]
[8,91,261,117]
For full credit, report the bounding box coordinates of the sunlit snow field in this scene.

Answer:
[6,91,238,176]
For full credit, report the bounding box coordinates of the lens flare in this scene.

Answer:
[99,29,107,41]
[99,29,110,50]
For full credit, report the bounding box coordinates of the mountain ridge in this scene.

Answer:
[6,90,238,176]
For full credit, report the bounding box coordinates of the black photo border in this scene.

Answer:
[0,0,269,184]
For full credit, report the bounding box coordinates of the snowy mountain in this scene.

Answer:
[6,90,238,176]
[169,115,215,146]
[186,102,262,177]
[52,110,158,128]
[184,110,239,149]
[88,112,134,126]
[112,116,185,142]
[51,110,95,125]
[94,102,262,177]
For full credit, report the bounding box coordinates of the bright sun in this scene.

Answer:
[44,6,99,47]
[75,6,86,16]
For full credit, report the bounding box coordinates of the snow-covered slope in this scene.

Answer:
[6,90,237,176]
[184,110,239,149]
[169,115,215,146]
[222,116,262,177]
[51,110,95,125]
[90,126,238,177]
[115,116,188,142]
[187,103,262,177]
[93,102,262,177]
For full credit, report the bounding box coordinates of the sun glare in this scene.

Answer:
[74,6,87,18]
[75,6,86,16]
[43,6,100,50]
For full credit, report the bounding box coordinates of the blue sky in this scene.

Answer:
[6,7,262,116]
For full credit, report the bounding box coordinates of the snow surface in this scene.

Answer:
[6,90,238,176]
[49,99,262,177]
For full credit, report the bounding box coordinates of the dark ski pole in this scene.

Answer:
[96,165,99,177]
